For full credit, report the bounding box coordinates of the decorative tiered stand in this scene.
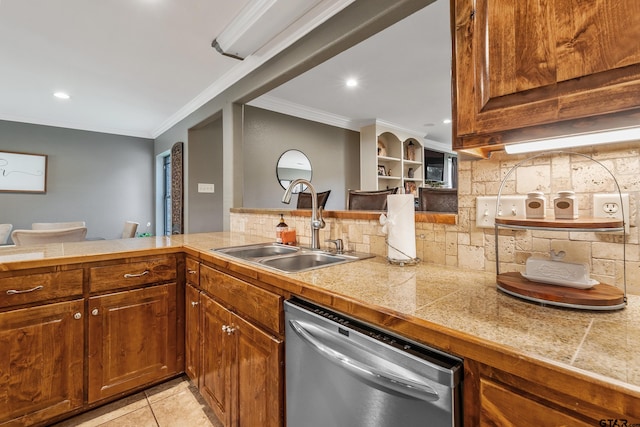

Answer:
[494,152,627,311]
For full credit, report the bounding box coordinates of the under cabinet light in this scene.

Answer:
[212,0,322,60]
[504,127,640,154]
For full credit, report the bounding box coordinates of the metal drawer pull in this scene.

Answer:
[187,269,197,274]
[123,270,149,278]
[74,312,82,320]
[6,285,44,295]
[191,301,199,307]
[91,308,99,316]
[222,325,235,335]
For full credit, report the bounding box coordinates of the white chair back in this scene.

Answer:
[0,224,12,244]
[32,221,86,230]
[122,221,139,239]
[11,227,87,246]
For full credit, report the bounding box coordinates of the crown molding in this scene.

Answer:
[247,95,360,130]
[0,114,152,139]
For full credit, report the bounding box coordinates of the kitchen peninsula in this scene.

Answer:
[1,233,638,426]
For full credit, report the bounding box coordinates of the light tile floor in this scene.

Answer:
[52,376,223,427]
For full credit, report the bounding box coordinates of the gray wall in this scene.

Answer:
[188,118,224,232]
[243,106,360,210]
[0,120,154,242]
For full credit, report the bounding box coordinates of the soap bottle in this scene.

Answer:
[276,214,288,244]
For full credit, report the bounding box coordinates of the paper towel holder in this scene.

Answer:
[380,211,420,266]
[386,241,420,266]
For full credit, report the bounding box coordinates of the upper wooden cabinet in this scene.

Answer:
[452,0,640,156]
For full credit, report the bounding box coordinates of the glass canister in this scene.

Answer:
[525,191,546,219]
[554,190,579,219]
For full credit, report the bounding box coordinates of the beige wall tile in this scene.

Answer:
[232,144,637,292]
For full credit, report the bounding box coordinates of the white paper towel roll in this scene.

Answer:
[385,194,416,261]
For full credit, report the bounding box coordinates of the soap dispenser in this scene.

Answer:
[276,214,288,244]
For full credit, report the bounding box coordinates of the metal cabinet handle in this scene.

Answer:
[191,301,199,307]
[6,285,44,295]
[222,325,235,335]
[91,308,99,316]
[124,270,149,278]
[74,312,82,320]
[187,269,197,275]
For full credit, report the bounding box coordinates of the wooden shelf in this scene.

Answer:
[497,272,625,310]
[495,216,623,230]
[377,155,401,162]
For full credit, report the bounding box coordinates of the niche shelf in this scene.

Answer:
[360,123,424,195]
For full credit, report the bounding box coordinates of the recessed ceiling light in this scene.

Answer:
[443,118,452,124]
[53,92,70,100]
[345,78,358,88]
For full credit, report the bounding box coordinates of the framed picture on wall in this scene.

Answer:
[0,151,47,193]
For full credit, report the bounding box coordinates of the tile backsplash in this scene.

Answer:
[231,143,639,295]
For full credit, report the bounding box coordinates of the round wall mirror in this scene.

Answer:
[277,149,312,193]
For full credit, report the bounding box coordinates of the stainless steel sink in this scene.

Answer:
[212,243,373,273]
[259,252,349,272]
[214,243,299,259]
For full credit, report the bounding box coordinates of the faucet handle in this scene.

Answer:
[325,238,344,254]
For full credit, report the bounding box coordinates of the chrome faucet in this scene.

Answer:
[282,178,325,249]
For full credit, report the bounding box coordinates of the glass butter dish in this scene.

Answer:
[523,251,597,290]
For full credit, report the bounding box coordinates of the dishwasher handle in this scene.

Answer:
[289,319,439,402]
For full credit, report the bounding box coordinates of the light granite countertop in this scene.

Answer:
[1,231,639,395]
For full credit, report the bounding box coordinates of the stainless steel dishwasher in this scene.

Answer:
[285,298,463,427]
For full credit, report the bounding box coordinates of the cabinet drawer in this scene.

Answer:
[0,270,83,309]
[186,258,199,286]
[200,264,282,334]
[89,256,176,293]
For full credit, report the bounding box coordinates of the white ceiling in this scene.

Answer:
[252,0,453,150]
[0,0,452,149]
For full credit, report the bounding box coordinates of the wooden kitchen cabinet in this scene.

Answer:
[452,0,640,156]
[463,359,629,426]
[199,293,283,427]
[185,258,201,384]
[87,283,178,402]
[200,293,232,425]
[185,283,201,385]
[0,300,84,426]
[89,255,176,293]
[196,264,284,427]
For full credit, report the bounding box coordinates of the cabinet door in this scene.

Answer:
[185,283,201,385]
[87,283,177,402]
[200,294,232,427]
[478,379,591,426]
[453,0,640,153]
[0,300,84,426]
[464,359,626,426]
[233,313,283,427]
